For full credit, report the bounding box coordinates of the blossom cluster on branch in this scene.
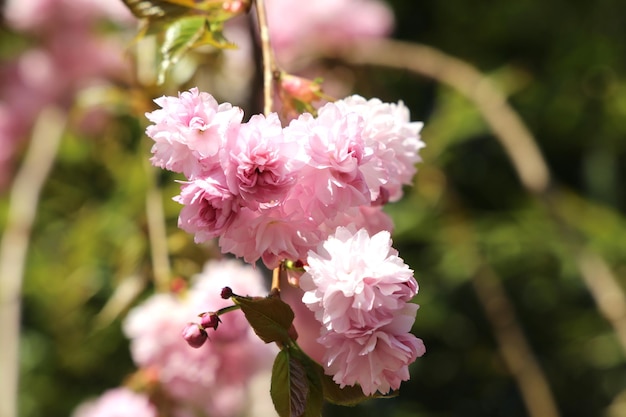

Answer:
[146,88,424,269]
[145,87,426,396]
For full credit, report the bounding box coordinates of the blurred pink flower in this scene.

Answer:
[300,226,425,395]
[0,0,132,189]
[266,0,394,66]
[123,259,276,417]
[4,0,133,33]
[71,388,157,417]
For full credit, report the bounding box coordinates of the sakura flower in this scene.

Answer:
[146,88,243,178]
[71,388,157,417]
[175,170,239,243]
[123,259,275,417]
[284,104,371,221]
[219,201,321,269]
[331,95,425,202]
[300,226,424,395]
[220,112,299,208]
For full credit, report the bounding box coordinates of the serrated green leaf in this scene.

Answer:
[271,350,292,417]
[301,355,323,417]
[233,295,294,344]
[271,349,323,417]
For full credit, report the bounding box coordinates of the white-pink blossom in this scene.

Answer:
[175,170,239,243]
[218,201,321,269]
[220,112,299,208]
[123,259,276,417]
[284,104,371,221]
[331,95,425,202]
[146,88,243,178]
[71,388,157,417]
[300,226,425,395]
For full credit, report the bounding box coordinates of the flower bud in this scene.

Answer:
[200,312,221,330]
[221,286,233,299]
[182,323,208,348]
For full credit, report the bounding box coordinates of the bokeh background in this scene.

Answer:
[1,0,626,416]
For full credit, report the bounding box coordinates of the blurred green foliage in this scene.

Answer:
[3,1,626,417]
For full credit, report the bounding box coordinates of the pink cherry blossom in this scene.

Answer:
[331,95,425,202]
[123,259,276,417]
[175,170,239,243]
[71,388,157,417]
[284,104,371,221]
[218,201,321,269]
[220,112,299,208]
[300,226,425,395]
[146,88,243,178]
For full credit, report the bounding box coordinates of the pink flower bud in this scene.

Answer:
[182,323,208,348]
[200,312,221,330]
[221,287,233,299]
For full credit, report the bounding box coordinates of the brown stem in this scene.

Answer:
[271,266,280,292]
[254,0,278,116]
[471,264,561,417]
[0,107,66,417]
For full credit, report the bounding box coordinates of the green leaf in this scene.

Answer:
[271,350,293,417]
[270,349,323,417]
[121,0,244,84]
[157,16,236,84]
[233,294,295,344]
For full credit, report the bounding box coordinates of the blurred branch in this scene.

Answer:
[0,106,66,417]
[326,38,626,357]
[576,250,626,352]
[321,39,551,194]
[145,163,172,293]
[471,263,561,417]
[445,205,561,417]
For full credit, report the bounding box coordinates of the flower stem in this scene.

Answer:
[271,266,280,292]
[254,0,278,115]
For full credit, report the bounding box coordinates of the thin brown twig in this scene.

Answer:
[254,0,278,116]
[471,264,561,417]
[324,39,551,195]
[445,204,561,417]
[145,162,172,293]
[0,106,66,417]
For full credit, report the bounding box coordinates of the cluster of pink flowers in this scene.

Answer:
[120,259,276,417]
[300,227,425,395]
[146,87,426,395]
[146,88,424,269]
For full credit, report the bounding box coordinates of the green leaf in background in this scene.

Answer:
[121,0,246,84]
[159,15,236,84]
[232,294,295,345]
